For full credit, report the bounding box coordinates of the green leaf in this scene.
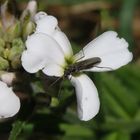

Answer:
[101,85,131,120]
[60,124,93,137]
[114,64,140,100]
[44,0,95,5]
[8,121,25,140]
[101,73,138,118]
[102,131,131,140]
[119,0,138,47]
[101,118,140,133]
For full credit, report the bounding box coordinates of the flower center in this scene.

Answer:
[64,56,75,69]
[63,56,82,78]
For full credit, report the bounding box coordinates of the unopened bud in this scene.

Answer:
[8,38,24,61]
[0,57,9,70]
[8,39,25,69]
[21,0,37,21]
[6,21,21,41]
[0,38,5,47]
[3,48,10,59]
[1,72,16,85]
[50,97,59,107]
[11,56,21,69]
[26,0,37,18]
[22,21,35,39]
[0,39,5,55]
[0,0,16,30]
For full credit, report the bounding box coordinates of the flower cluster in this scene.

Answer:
[0,0,37,120]
[0,10,132,121]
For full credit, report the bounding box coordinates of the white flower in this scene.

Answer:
[21,12,133,121]
[0,81,20,119]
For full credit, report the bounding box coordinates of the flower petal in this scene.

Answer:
[42,63,64,77]
[34,11,58,35]
[74,31,133,71]
[34,11,47,22]
[70,74,100,121]
[21,51,46,73]
[53,31,73,58]
[34,12,73,57]
[21,33,66,73]
[0,81,20,118]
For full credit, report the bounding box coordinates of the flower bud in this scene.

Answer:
[0,38,5,55]
[0,57,9,70]
[0,72,16,86]
[50,97,59,107]
[3,48,10,59]
[8,38,24,60]
[11,56,21,69]
[6,21,21,42]
[0,0,16,30]
[22,21,35,39]
[0,21,2,31]
[26,0,37,18]
[8,39,25,69]
[21,0,37,21]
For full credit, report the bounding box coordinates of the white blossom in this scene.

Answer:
[0,81,20,119]
[21,12,133,121]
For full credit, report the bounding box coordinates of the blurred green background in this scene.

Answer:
[0,0,140,140]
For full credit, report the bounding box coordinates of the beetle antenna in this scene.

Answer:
[57,80,63,100]
[47,76,66,100]
[45,76,62,94]
[69,75,72,81]
[75,49,85,61]
[94,66,113,70]
[49,77,62,88]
